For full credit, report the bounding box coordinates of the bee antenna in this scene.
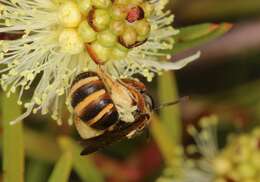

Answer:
[154,96,190,111]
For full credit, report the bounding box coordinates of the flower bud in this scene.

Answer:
[113,0,130,5]
[110,44,128,60]
[130,0,144,5]
[92,0,112,9]
[97,30,117,47]
[59,29,84,54]
[111,4,128,20]
[58,1,82,28]
[88,9,111,31]
[213,156,232,176]
[119,26,137,48]
[86,42,111,64]
[134,19,151,37]
[77,21,97,43]
[76,0,92,15]
[126,6,144,23]
[110,21,125,35]
[237,163,256,178]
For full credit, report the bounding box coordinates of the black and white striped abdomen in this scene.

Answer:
[70,72,119,130]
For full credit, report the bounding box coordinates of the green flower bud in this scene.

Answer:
[76,0,92,15]
[130,0,144,5]
[110,44,128,60]
[88,9,111,31]
[110,21,125,35]
[119,26,137,48]
[134,19,151,37]
[137,34,147,42]
[86,41,111,64]
[237,163,256,179]
[250,152,260,169]
[97,30,117,47]
[92,0,111,8]
[113,0,130,5]
[77,21,97,43]
[111,4,128,20]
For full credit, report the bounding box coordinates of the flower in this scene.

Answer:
[0,0,200,124]
[168,116,260,182]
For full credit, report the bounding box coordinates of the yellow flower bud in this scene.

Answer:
[59,29,84,54]
[134,19,151,37]
[119,26,137,48]
[237,163,256,179]
[110,21,125,35]
[213,156,232,176]
[88,9,111,31]
[113,0,130,5]
[86,41,111,64]
[111,4,128,20]
[130,0,144,5]
[92,0,111,9]
[58,1,82,28]
[76,0,92,15]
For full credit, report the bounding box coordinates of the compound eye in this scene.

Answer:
[142,92,155,111]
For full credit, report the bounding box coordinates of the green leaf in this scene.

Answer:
[58,137,104,182]
[1,94,24,182]
[48,152,73,182]
[158,72,181,143]
[172,23,232,53]
[176,0,260,21]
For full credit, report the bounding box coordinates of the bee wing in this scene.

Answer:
[80,114,150,155]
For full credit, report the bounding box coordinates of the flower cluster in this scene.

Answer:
[170,116,260,182]
[0,0,199,124]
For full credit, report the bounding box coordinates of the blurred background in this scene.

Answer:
[1,0,260,182]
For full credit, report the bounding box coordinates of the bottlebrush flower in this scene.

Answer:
[0,0,200,124]
[166,116,260,182]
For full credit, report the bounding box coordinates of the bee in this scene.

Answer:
[70,66,187,155]
[70,66,154,155]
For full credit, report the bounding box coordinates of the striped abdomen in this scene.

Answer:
[70,72,119,130]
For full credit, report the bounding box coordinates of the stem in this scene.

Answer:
[48,152,73,182]
[158,71,182,143]
[2,94,24,182]
[58,136,104,182]
[26,160,49,182]
[150,115,183,170]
